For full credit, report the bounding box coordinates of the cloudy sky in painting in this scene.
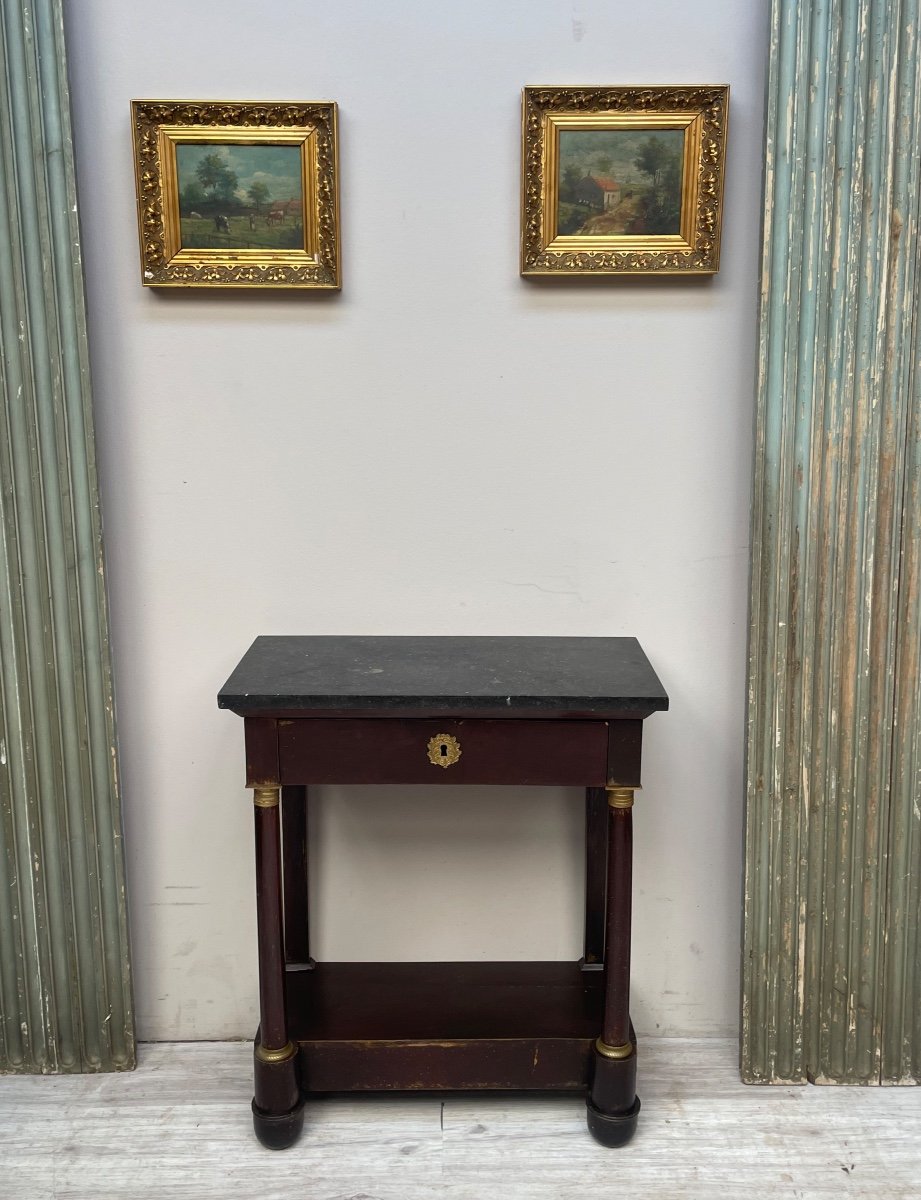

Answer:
[558,129,685,186]
[175,142,302,202]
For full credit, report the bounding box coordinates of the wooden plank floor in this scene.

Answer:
[2,1038,918,1199]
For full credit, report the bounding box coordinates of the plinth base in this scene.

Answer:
[586,1095,641,1147]
[251,1097,306,1150]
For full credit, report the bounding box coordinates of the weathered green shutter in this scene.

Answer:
[0,0,134,1073]
[743,0,921,1083]
[883,245,921,1084]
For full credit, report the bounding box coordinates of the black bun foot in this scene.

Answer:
[585,1095,641,1147]
[251,1097,306,1149]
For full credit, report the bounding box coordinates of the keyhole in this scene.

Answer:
[440,744,448,757]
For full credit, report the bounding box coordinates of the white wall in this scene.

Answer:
[65,0,767,1040]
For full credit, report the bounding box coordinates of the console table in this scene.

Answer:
[218,635,668,1149]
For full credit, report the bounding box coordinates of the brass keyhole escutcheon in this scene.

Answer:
[427,733,462,768]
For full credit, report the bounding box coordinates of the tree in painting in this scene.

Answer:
[179,177,206,214]
[194,152,239,207]
[633,136,682,234]
[634,138,671,187]
[247,179,271,215]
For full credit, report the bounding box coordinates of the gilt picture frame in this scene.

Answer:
[521,86,729,276]
[131,100,340,289]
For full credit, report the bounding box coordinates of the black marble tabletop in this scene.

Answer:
[218,636,668,718]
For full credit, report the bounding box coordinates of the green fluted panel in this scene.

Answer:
[883,149,921,1082]
[744,0,921,1083]
[0,0,134,1072]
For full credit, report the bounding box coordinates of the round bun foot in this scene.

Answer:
[586,1095,641,1147]
[251,1097,305,1150]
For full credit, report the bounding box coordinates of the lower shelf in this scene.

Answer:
[285,960,606,1092]
[295,1036,594,1092]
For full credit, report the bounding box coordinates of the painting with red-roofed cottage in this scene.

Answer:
[557,129,684,237]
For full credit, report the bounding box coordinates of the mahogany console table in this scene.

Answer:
[218,635,668,1150]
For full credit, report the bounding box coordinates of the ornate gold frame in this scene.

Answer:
[131,100,340,289]
[521,86,729,276]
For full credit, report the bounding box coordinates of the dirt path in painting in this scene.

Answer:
[577,194,646,235]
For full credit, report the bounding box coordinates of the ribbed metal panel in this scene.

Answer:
[743,0,921,1083]
[0,0,134,1072]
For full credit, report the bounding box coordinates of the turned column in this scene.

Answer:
[251,785,303,1149]
[599,786,634,1054]
[587,785,639,1147]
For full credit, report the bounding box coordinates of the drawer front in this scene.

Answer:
[277,719,608,785]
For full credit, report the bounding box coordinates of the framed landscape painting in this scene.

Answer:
[131,100,340,289]
[521,86,729,276]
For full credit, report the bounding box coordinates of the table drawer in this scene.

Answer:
[277,719,608,785]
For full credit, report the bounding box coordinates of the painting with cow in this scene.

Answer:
[176,142,306,250]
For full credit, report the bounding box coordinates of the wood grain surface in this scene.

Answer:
[276,718,610,785]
